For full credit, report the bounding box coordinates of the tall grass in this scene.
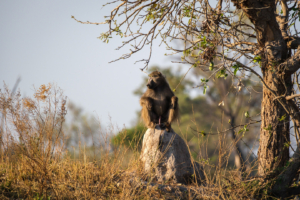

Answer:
[0,84,281,199]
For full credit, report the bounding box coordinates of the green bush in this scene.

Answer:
[111,124,147,150]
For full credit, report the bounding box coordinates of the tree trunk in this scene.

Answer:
[230,0,291,177]
[257,67,291,176]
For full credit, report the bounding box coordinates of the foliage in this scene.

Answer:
[111,124,146,150]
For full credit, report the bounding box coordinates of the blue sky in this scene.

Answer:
[0,1,183,129]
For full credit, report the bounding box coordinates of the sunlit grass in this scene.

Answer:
[0,83,285,199]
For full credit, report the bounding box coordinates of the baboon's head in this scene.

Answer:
[147,71,165,89]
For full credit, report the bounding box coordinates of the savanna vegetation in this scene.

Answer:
[1,0,300,199]
[0,84,185,199]
[0,81,260,199]
[77,0,300,198]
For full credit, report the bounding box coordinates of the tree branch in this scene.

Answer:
[285,36,300,49]
[286,94,300,101]
[232,0,283,46]
[280,46,300,76]
[277,0,289,38]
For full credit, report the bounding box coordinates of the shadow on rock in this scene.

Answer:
[140,126,205,185]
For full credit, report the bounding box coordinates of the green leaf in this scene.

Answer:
[264,124,272,132]
[232,64,239,76]
[245,111,249,118]
[183,49,191,56]
[253,56,262,64]
[216,69,228,79]
[201,78,209,94]
[203,85,207,94]
[209,61,214,71]
[201,36,207,48]
[200,130,206,137]
[284,142,290,149]
[289,22,295,28]
[200,78,208,83]
[279,114,286,122]
[237,125,249,135]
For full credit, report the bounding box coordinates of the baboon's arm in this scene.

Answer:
[140,96,157,128]
[170,96,178,109]
[140,96,153,110]
[167,95,179,124]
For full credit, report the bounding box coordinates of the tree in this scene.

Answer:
[196,71,261,174]
[63,101,102,158]
[74,0,300,197]
[115,66,260,178]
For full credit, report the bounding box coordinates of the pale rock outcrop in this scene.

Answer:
[140,127,205,185]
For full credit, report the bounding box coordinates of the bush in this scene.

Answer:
[111,124,146,150]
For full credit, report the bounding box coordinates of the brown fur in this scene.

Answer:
[140,71,179,132]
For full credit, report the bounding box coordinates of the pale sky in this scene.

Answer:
[0,1,184,129]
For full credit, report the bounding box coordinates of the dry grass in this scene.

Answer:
[0,84,284,199]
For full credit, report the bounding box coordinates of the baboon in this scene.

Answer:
[140,71,179,132]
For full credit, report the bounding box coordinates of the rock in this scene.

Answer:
[140,126,205,185]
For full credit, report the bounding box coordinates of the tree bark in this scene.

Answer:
[231,0,292,178]
[257,68,291,176]
[271,98,300,197]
